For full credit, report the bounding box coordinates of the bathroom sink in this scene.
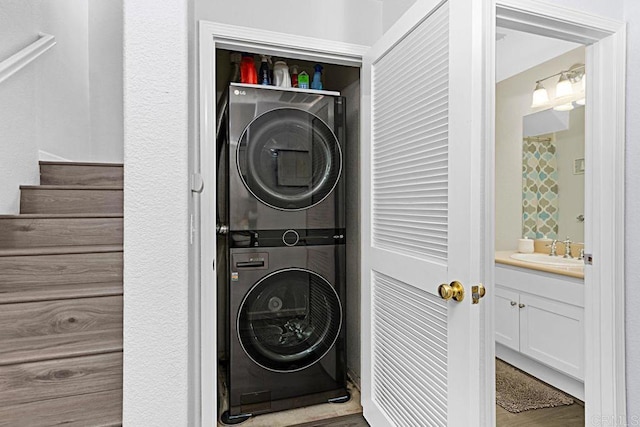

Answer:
[510,253,584,267]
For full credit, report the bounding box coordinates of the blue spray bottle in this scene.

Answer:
[311,64,323,90]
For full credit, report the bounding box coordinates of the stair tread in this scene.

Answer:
[20,185,123,190]
[39,161,123,167]
[0,244,122,257]
[0,213,123,219]
[0,281,122,305]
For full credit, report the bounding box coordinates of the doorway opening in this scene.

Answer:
[494,28,586,425]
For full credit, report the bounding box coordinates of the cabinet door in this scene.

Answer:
[519,293,584,380]
[495,287,520,351]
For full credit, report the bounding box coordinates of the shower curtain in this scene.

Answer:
[522,137,559,239]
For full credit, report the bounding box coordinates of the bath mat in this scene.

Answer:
[495,359,574,413]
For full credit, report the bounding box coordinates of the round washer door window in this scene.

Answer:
[237,268,342,372]
[236,108,342,211]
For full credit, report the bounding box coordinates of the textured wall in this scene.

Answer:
[195,0,382,46]
[122,0,190,424]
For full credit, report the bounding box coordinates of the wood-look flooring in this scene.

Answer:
[496,402,585,426]
[0,161,124,425]
[298,401,585,427]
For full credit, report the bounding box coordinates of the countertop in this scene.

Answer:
[495,251,585,279]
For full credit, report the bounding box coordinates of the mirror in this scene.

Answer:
[521,106,585,242]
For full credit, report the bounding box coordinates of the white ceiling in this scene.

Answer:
[496,27,582,82]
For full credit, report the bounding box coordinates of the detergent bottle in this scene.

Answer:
[273,61,292,88]
[258,55,271,85]
[291,65,299,88]
[240,54,257,84]
[298,71,310,89]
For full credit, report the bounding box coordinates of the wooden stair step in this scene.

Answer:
[0,329,122,367]
[40,161,123,186]
[0,388,122,427]
[0,246,122,286]
[20,186,123,215]
[0,215,123,249]
[0,281,122,305]
[0,352,122,408]
[0,296,122,366]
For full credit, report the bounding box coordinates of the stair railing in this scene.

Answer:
[0,33,56,84]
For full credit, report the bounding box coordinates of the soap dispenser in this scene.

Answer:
[258,55,271,85]
[311,64,323,90]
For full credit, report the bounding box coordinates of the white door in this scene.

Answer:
[360,0,487,425]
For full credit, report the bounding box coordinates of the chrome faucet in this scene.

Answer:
[561,236,573,258]
[546,240,559,256]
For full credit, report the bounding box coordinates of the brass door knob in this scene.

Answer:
[438,281,465,302]
[519,303,526,308]
[510,301,517,306]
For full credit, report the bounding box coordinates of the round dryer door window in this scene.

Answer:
[236,108,342,210]
[237,268,342,372]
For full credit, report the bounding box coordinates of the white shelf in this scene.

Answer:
[230,82,340,97]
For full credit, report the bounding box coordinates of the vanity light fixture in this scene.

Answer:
[530,63,585,108]
[555,72,573,98]
[531,81,550,108]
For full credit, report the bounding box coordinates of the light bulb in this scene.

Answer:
[556,73,573,98]
[531,82,549,108]
[554,102,574,111]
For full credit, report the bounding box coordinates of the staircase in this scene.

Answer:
[0,161,123,425]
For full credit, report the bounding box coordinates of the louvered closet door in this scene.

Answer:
[360,1,486,426]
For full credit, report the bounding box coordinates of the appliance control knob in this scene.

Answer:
[282,230,300,246]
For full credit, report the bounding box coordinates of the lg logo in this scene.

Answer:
[234,89,246,96]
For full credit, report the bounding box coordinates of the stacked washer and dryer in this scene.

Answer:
[221,83,348,422]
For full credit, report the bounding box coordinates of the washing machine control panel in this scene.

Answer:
[229,229,345,248]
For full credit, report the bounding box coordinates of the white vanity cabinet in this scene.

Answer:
[495,263,585,398]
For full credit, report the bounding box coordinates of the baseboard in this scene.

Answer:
[38,150,71,162]
[496,344,584,401]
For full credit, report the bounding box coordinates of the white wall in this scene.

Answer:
[496,28,580,82]
[37,1,92,161]
[195,0,382,46]
[0,0,123,213]
[382,0,417,32]
[123,0,191,424]
[89,0,124,163]
[0,1,42,213]
[495,47,585,250]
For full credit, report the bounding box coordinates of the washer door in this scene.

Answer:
[236,108,342,211]
[237,268,342,372]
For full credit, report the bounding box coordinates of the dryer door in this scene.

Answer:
[237,268,342,372]
[236,108,342,211]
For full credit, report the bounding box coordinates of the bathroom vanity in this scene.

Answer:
[495,251,585,400]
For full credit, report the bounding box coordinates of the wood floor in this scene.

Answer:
[496,402,585,426]
[296,402,585,427]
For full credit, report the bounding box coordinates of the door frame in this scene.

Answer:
[195,1,626,425]
[196,21,368,427]
[485,0,626,425]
